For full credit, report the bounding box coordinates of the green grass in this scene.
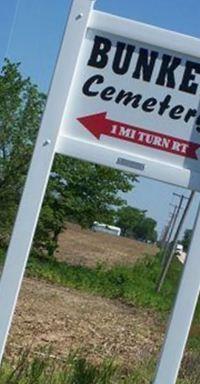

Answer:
[1,353,118,384]
[27,253,184,314]
[27,252,200,352]
[1,247,198,318]
[1,248,200,381]
[1,247,200,335]
[0,350,199,384]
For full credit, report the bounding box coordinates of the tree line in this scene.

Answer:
[0,60,157,258]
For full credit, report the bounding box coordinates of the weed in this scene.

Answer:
[0,350,199,384]
[27,253,194,315]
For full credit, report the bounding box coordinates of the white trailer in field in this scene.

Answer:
[92,222,121,236]
[175,244,184,255]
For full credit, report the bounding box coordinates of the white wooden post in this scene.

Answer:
[153,201,200,384]
[0,0,95,364]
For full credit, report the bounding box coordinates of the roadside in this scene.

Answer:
[6,277,163,369]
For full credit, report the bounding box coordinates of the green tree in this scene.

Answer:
[0,59,46,246]
[35,156,135,257]
[116,206,157,242]
[115,206,145,237]
[135,217,157,243]
[0,59,136,257]
[182,228,192,252]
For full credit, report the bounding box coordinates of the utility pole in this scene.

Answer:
[161,203,178,267]
[161,192,188,266]
[160,208,175,248]
[159,224,168,247]
[157,191,194,293]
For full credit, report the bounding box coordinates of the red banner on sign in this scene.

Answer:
[78,112,200,160]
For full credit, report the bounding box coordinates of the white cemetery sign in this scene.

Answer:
[57,10,200,190]
[0,1,200,383]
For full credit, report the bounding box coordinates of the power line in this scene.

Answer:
[4,0,21,59]
[157,191,195,293]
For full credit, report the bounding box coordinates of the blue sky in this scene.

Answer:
[2,0,200,236]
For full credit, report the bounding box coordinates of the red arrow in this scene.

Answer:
[77,112,109,139]
[77,112,200,160]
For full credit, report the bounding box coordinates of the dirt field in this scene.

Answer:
[6,225,161,368]
[56,223,158,268]
[7,277,164,368]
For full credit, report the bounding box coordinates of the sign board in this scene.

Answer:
[0,2,200,384]
[56,10,200,191]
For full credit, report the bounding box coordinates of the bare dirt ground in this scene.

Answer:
[56,223,158,268]
[7,277,164,368]
[5,225,161,368]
